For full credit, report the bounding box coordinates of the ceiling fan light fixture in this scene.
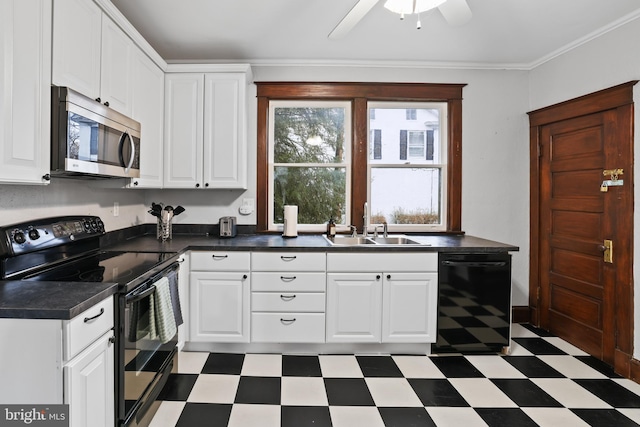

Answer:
[383,0,447,16]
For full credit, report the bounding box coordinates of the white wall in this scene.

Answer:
[528,17,640,357]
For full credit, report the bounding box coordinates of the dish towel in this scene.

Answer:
[167,268,184,326]
[151,276,177,344]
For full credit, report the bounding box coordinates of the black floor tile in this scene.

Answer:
[282,355,322,377]
[281,406,332,427]
[378,407,436,427]
[503,356,565,378]
[201,353,245,375]
[324,378,375,406]
[234,376,281,405]
[408,379,469,407]
[574,379,640,408]
[429,356,484,378]
[491,379,563,407]
[475,408,539,427]
[571,409,640,427]
[357,355,404,377]
[575,356,623,378]
[175,403,232,427]
[512,338,567,355]
[157,373,198,401]
[452,316,489,328]
[519,324,555,337]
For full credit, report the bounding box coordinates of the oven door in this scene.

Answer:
[122,280,177,426]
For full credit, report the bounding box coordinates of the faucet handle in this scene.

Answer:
[349,225,357,237]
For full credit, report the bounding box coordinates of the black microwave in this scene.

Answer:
[51,86,141,179]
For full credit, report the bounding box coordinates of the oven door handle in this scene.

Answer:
[126,284,156,303]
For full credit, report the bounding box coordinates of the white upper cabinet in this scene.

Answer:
[164,66,250,189]
[129,50,165,188]
[52,0,134,116]
[52,0,102,100]
[0,0,52,185]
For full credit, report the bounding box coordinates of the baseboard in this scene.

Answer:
[630,358,640,383]
[512,306,531,324]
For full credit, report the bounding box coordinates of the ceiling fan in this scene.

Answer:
[328,0,472,39]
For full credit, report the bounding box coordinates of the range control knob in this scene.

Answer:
[28,229,40,240]
[13,231,26,244]
[96,218,104,232]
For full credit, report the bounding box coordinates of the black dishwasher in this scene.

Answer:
[433,253,512,354]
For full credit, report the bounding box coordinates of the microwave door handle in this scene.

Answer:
[118,129,136,174]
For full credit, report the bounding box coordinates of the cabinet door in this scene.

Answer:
[382,272,438,343]
[129,50,164,188]
[203,73,247,189]
[190,271,250,342]
[100,16,133,116]
[64,332,114,427]
[326,273,382,343]
[52,0,102,99]
[164,74,204,188]
[0,0,51,185]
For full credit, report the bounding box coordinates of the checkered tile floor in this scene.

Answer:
[149,324,640,427]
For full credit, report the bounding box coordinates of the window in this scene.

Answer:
[256,82,464,233]
[268,101,351,231]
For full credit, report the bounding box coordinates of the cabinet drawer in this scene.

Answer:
[252,292,325,313]
[251,313,325,343]
[251,272,326,292]
[251,252,325,272]
[327,252,438,272]
[64,297,114,361]
[191,251,250,271]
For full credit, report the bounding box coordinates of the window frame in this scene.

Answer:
[256,82,465,233]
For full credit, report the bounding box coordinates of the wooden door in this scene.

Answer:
[529,82,635,373]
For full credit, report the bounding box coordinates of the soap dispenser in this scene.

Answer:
[327,218,336,237]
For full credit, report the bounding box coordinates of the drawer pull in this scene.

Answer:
[280,294,297,301]
[212,255,228,260]
[280,318,297,325]
[84,307,105,323]
[280,276,297,282]
[280,255,297,261]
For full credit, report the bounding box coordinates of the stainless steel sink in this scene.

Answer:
[323,234,426,246]
[371,236,422,245]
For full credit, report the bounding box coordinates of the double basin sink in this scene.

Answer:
[323,234,426,246]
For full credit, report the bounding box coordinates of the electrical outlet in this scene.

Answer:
[113,202,119,217]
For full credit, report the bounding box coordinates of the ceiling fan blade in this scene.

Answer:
[438,0,472,26]
[328,0,380,40]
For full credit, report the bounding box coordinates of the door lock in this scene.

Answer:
[600,239,613,263]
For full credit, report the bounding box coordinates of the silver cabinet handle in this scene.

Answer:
[280,276,297,282]
[280,294,296,301]
[280,318,296,325]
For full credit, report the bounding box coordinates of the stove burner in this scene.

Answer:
[78,266,106,282]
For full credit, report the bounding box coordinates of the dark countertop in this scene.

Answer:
[0,232,517,320]
[104,233,519,253]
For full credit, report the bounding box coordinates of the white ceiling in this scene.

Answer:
[110,0,640,69]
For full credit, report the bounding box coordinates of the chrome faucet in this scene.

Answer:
[363,202,368,237]
[373,222,388,238]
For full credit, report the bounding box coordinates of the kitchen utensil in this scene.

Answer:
[173,206,185,216]
[148,209,160,218]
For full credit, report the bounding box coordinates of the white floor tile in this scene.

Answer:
[240,354,282,377]
[177,351,209,374]
[227,404,280,427]
[148,401,185,427]
[426,407,489,427]
[465,355,526,378]
[532,378,611,408]
[319,355,363,377]
[507,341,534,356]
[393,355,446,378]
[449,378,517,408]
[613,378,640,396]
[329,406,385,427]
[365,378,423,407]
[187,374,240,403]
[537,356,607,379]
[510,324,538,338]
[522,408,591,427]
[542,337,590,356]
[617,408,640,424]
[281,377,328,406]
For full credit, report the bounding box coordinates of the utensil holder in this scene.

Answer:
[157,217,173,241]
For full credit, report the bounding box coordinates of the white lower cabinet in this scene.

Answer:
[326,253,438,344]
[189,252,250,343]
[0,297,114,427]
[250,252,326,343]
